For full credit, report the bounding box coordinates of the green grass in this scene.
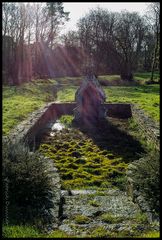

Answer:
[59,114,74,127]
[3,224,159,238]
[57,84,159,122]
[73,215,91,224]
[134,71,160,83]
[98,72,159,84]
[137,231,160,238]
[57,86,77,102]
[104,85,159,122]
[2,225,75,238]
[54,76,82,86]
[100,213,124,224]
[3,79,57,135]
[2,225,41,238]
[98,75,121,81]
[3,74,159,135]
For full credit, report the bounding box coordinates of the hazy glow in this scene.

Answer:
[61,2,151,34]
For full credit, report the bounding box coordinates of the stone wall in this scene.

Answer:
[131,104,159,150]
[126,105,159,226]
[126,159,159,227]
[126,161,153,223]
[9,102,159,149]
[8,102,132,146]
[105,103,132,118]
[39,155,61,230]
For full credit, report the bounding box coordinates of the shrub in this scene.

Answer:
[2,137,54,227]
[129,150,160,216]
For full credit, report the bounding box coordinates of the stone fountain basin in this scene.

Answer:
[8,102,132,145]
[6,102,159,229]
[8,102,159,151]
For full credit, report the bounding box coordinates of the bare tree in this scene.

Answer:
[61,30,80,47]
[39,2,70,48]
[113,11,146,81]
[77,8,146,79]
[147,2,160,82]
[77,8,118,74]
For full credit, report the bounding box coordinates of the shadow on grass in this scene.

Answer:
[77,118,146,163]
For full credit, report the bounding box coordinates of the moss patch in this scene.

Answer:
[73,215,91,224]
[39,118,145,190]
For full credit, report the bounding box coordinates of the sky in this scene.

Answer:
[60,2,151,34]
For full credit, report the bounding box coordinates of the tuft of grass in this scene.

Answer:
[88,200,100,207]
[59,115,74,128]
[90,226,111,238]
[2,225,75,238]
[100,213,124,223]
[73,215,91,224]
[133,212,148,224]
[2,225,41,238]
[57,86,77,102]
[137,231,160,238]
[43,229,74,238]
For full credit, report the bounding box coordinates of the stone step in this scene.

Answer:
[58,189,149,237]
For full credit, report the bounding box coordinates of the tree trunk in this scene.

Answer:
[150,40,158,82]
[120,62,133,81]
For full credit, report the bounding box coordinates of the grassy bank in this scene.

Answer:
[3,73,159,135]
[3,224,159,238]
[57,85,159,122]
[3,79,57,135]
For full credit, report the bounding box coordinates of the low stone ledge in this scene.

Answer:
[104,103,132,118]
[131,104,159,149]
[39,155,61,230]
[7,102,132,145]
[7,102,159,151]
[126,160,159,227]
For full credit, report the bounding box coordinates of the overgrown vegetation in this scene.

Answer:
[2,225,41,238]
[128,150,160,217]
[2,138,54,228]
[73,215,91,224]
[39,117,146,190]
[100,213,124,224]
[2,225,75,238]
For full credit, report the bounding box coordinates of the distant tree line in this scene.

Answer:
[2,2,160,85]
[62,4,160,81]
